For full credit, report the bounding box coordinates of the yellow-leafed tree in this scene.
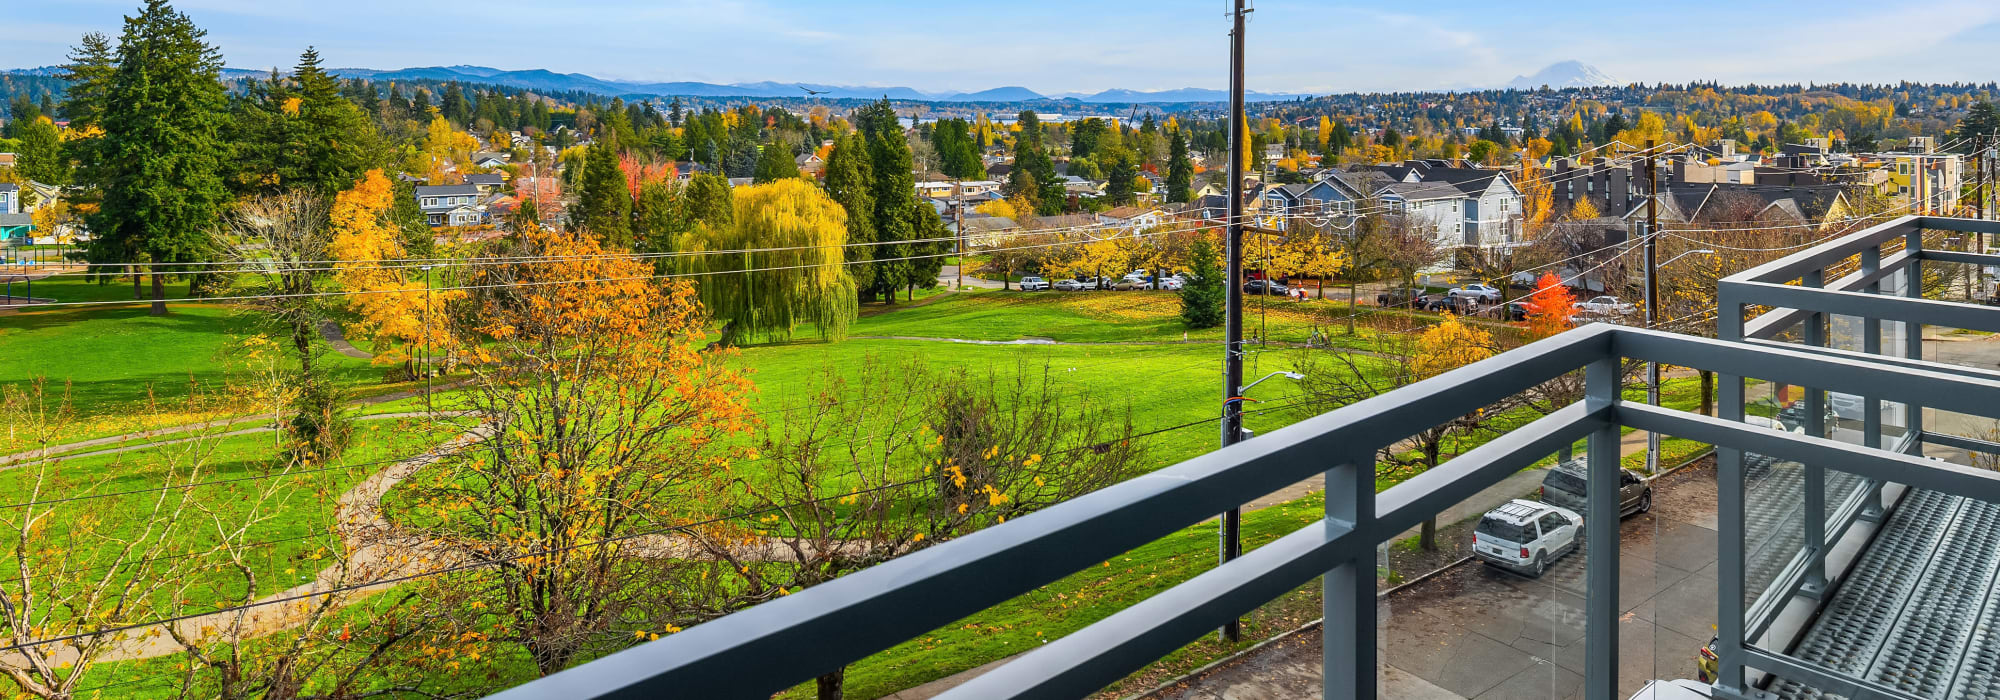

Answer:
[328,170,465,376]
[680,178,857,343]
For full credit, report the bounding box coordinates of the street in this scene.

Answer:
[1147,463,1724,700]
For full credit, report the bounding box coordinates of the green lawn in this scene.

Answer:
[0,278,401,449]
[0,420,442,610]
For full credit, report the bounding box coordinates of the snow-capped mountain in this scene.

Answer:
[1505,61,1620,90]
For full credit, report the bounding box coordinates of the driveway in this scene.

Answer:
[1147,463,1724,700]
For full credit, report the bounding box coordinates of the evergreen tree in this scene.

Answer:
[15,117,66,185]
[1180,237,1225,329]
[631,179,678,255]
[1166,127,1193,203]
[752,142,799,183]
[231,47,375,197]
[855,99,919,302]
[84,0,231,316]
[4,95,40,139]
[1955,102,2000,144]
[823,132,875,298]
[570,139,632,246]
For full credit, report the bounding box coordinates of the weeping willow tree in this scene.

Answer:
[683,178,858,344]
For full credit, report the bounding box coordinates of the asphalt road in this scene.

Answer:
[1147,463,1724,700]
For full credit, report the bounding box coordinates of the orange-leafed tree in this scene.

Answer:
[407,226,757,676]
[329,169,466,379]
[1523,271,1577,340]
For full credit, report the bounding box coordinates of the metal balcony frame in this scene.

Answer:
[487,219,2000,700]
[1713,214,2000,699]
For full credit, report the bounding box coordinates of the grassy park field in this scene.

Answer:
[0,283,1717,698]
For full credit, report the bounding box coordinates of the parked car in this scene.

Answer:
[1018,276,1050,291]
[1774,399,1835,433]
[1449,283,1503,302]
[1630,679,1714,700]
[1377,286,1427,307]
[1576,295,1636,316]
[1502,301,1531,321]
[1473,499,1582,577]
[1829,392,1865,421]
[1114,275,1153,291]
[1538,458,1652,517]
[1697,636,1719,684]
[1243,279,1290,296]
[1160,276,1186,291]
[1053,278,1087,291]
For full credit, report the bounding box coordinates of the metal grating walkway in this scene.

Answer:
[1774,489,2000,699]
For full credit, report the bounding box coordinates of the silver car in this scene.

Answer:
[1473,499,1582,577]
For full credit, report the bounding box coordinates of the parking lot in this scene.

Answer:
[1148,463,1724,700]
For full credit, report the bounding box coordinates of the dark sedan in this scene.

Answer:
[1242,280,1291,296]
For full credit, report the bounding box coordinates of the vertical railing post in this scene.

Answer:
[1323,449,1376,700]
[1801,270,1828,597]
[1907,226,1926,450]
[1861,245,1885,519]
[1584,356,1622,699]
[1716,285,1750,694]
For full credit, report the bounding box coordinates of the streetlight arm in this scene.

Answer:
[1238,370,1305,394]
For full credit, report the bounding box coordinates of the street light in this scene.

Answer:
[1643,249,1715,473]
[1217,368,1304,641]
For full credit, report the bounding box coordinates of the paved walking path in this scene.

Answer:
[319,320,374,359]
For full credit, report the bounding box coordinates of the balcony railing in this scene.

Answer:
[488,216,2000,700]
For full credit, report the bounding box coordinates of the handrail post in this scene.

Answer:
[1861,245,1885,520]
[1323,449,1377,700]
[1716,285,1750,694]
[1801,269,1829,597]
[1906,226,1926,446]
[1584,355,1622,699]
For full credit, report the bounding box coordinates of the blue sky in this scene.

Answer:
[4,0,1998,95]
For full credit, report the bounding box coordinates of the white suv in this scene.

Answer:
[1019,276,1050,291]
[1473,499,1582,577]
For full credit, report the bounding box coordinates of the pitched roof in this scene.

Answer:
[1100,205,1159,220]
[0,183,17,193]
[960,216,1018,233]
[0,213,32,227]
[463,174,505,186]
[1379,181,1465,202]
[1037,213,1098,230]
[414,185,481,197]
[471,152,508,163]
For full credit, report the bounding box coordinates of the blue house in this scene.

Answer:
[0,184,30,243]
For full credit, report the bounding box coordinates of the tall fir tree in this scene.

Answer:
[752,142,800,183]
[822,132,877,298]
[230,47,375,197]
[570,139,632,247]
[1166,127,1193,204]
[84,0,232,315]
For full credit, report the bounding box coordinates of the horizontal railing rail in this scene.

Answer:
[491,253,2000,699]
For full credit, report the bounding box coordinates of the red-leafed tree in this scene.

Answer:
[619,152,676,199]
[1523,272,1577,341]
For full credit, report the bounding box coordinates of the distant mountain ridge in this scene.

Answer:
[0,63,1314,104]
[1505,60,1620,90]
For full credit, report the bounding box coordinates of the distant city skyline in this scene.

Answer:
[3,0,1998,95]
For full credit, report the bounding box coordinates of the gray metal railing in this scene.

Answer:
[1711,215,2000,700]
[486,218,2000,700]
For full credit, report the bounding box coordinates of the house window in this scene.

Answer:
[423,198,436,207]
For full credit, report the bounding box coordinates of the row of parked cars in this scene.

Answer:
[1019,269,1189,292]
[1377,283,1639,321]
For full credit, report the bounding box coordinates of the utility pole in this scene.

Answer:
[955,178,965,290]
[1217,0,1251,644]
[1644,140,1661,474]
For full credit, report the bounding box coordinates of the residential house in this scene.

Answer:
[1373,165,1522,247]
[958,215,1019,248]
[0,184,29,242]
[414,185,488,227]
[796,152,825,177]
[0,153,15,169]
[471,152,509,169]
[464,173,506,194]
[1097,206,1168,229]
